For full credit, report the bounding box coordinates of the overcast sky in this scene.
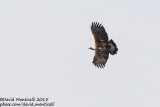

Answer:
[0,0,160,107]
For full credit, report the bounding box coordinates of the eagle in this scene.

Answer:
[89,22,118,68]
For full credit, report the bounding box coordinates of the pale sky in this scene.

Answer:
[0,0,160,107]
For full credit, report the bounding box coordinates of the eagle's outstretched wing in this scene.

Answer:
[91,22,109,68]
[93,50,109,68]
[91,22,108,45]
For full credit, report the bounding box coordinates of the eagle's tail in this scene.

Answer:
[108,39,118,55]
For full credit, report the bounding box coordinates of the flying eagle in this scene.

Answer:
[89,22,118,68]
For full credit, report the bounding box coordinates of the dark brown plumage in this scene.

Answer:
[89,22,118,68]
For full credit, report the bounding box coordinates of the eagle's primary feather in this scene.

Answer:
[90,22,118,68]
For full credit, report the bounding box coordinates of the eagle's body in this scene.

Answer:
[89,22,118,68]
